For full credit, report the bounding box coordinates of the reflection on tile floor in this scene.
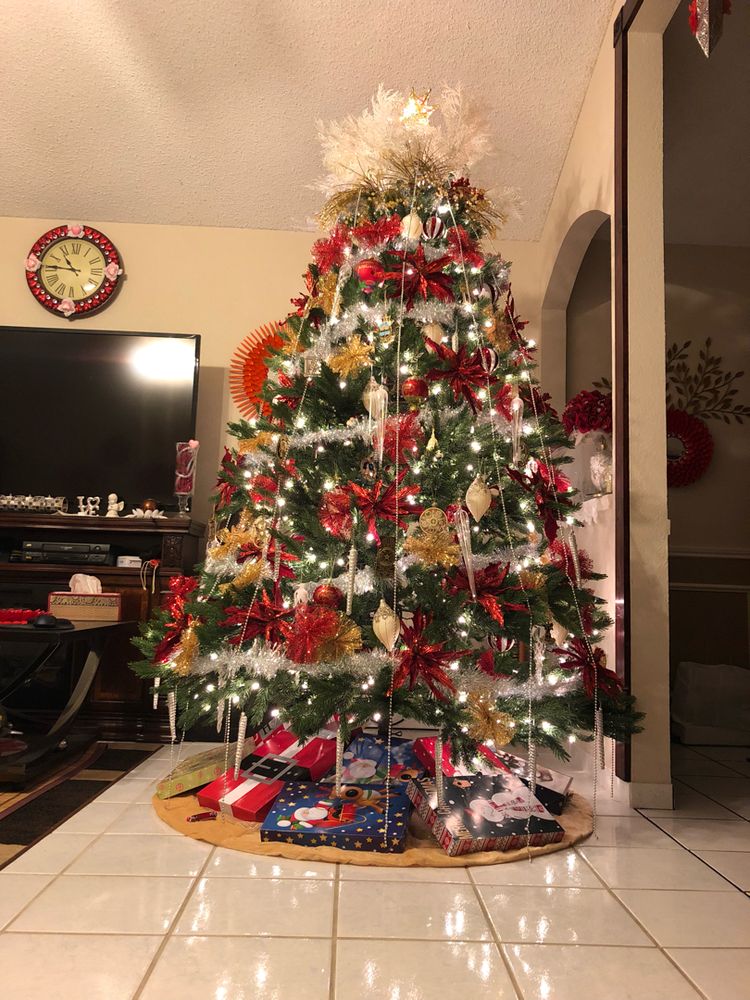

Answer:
[0,741,747,998]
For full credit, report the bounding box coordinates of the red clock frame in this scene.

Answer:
[25,225,123,319]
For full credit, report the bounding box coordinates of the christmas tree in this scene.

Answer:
[133,87,641,796]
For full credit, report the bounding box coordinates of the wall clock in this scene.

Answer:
[24,224,124,319]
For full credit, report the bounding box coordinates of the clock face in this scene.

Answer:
[25,225,123,318]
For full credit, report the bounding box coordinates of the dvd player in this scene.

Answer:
[11,549,110,564]
[22,541,110,555]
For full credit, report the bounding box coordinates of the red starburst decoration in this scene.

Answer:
[383,244,454,310]
[311,224,351,273]
[348,469,423,545]
[382,412,424,463]
[390,611,465,701]
[319,486,353,540]
[446,561,527,627]
[554,637,622,699]
[424,339,496,413]
[281,604,339,664]
[152,576,199,664]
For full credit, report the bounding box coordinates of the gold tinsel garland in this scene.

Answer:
[466,693,515,747]
[219,558,264,594]
[328,335,374,378]
[237,431,278,455]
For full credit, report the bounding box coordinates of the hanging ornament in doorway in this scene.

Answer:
[688,0,731,58]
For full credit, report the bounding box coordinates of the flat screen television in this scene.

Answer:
[0,327,200,510]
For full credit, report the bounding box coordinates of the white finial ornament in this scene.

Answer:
[372,600,401,651]
[465,475,492,522]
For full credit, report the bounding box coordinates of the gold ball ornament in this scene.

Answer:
[419,506,449,534]
[465,475,492,522]
[372,599,401,651]
[467,693,515,747]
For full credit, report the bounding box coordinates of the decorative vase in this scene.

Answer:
[175,440,199,516]
[589,433,613,495]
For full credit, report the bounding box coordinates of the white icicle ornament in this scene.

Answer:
[423,322,444,345]
[400,211,423,241]
[372,599,401,651]
[465,474,492,521]
[362,378,389,420]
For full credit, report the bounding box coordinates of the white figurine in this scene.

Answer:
[106,493,124,517]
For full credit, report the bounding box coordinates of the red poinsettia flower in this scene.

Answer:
[390,611,466,701]
[215,447,239,509]
[352,214,401,248]
[383,244,454,310]
[506,461,573,542]
[223,585,294,647]
[548,538,594,579]
[319,486,353,540]
[555,637,622,699]
[311,223,351,273]
[348,469,423,545]
[446,561,527,626]
[424,339,496,413]
[381,412,424,463]
[446,225,484,269]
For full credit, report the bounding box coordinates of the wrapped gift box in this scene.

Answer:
[261,781,413,853]
[324,734,425,786]
[197,723,338,822]
[407,773,565,856]
[413,737,572,815]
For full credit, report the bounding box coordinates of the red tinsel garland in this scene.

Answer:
[352,214,401,248]
[282,604,339,664]
[152,576,199,664]
[311,224,351,273]
[446,225,484,268]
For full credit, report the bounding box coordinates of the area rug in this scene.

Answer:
[153,790,593,867]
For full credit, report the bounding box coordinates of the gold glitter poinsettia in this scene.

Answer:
[319,614,363,661]
[218,558,264,594]
[237,431,278,455]
[404,530,460,568]
[328,335,374,378]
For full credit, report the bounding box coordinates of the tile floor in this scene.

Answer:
[0,742,748,999]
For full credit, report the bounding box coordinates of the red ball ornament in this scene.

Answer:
[477,346,499,374]
[489,635,515,654]
[312,583,345,610]
[423,215,445,240]
[356,258,385,292]
[401,376,429,402]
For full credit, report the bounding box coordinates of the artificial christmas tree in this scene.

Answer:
[134,87,641,852]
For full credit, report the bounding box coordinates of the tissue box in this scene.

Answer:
[407,773,565,856]
[197,724,338,822]
[261,781,413,853]
[324,734,425,786]
[47,592,121,621]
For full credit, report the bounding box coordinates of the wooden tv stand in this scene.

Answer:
[0,512,205,741]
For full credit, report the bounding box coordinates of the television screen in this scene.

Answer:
[0,327,200,510]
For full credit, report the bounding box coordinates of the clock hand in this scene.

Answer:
[61,251,80,274]
[45,264,79,274]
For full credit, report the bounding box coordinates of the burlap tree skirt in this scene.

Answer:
[152,791,593,867]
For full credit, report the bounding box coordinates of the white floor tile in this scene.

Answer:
[469,849,601,888]
[678,776,750,820]
[175,876,334,937]
[3,833,96,874]
[578,846,734,890]
[667,948,750,1000]
[140,935,329,1000]
[339,863,471,883]
[723,760,750,777]
[672,755,739,778]
[67,834,211,877]
[205,846,335,880]
[103,802,183,835]
[690,746,750,762]
[336,939,517,998]
[504,944,702,1000]
[647,817,750,852]
[126,759,174,779]
[586,815,682,849]
[55,801,128,834]
[615,889,750,947]
[337,880,492,940]
[0,874,54,930]
[641,782,739,820]
[0,932,161,1000]
[94,778,158,803]
[478,884,651,945]
[7,874,193,934]
[695,850,750,890]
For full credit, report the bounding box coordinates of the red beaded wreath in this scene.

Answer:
[666,407,714,487]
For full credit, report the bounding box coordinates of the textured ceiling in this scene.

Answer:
[2,1,614,240]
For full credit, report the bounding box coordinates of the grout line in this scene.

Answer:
[328,865,340,1000]
[131,845,217,1000]
[670,779,750,823]
[466,867,524,1000]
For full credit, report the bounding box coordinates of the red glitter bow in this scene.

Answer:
[348,468,423,545]
[352,214,402,248]
[554,637,622,699]
[281,603,339,664]
[318,486,354,540]
[446,225,484,269]
[311,223,351,273]
[152,576,199,664]
[390,611,465,701]
[425,339,497,413]
[223,585,293,647]
[382,412,424,463]
[446,561,527,627]
[383,244,454,310]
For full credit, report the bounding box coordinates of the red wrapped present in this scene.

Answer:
[197,723,338,822]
